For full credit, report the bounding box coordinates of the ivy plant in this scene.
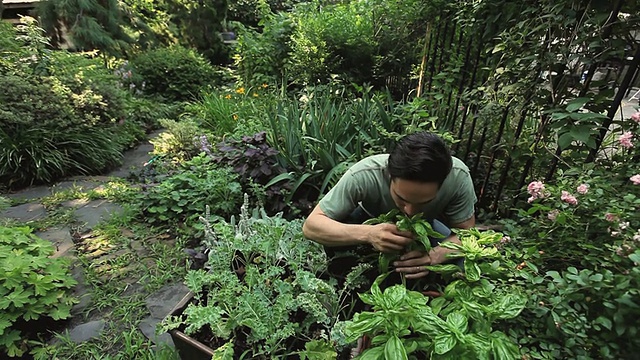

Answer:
[0,226,77,358]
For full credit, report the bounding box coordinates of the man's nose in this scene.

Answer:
[403,204,419,216]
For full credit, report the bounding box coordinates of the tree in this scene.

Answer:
[37,0,132,56]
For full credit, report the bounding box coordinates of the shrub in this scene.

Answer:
[499,165,640,358]
[129,46,218,101]
[138,155,243,232]
[211,131,288,213]
[0,74,132,188]
[150,118,203,161]
[0,226,77,358]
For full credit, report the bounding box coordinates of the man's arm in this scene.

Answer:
[450,214,476,229]
[302,205,414,253]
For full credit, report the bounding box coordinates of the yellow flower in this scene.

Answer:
[233,114,238,121]
[261,83,268,89]
[236,87,245,95]
[224,94,232,99]
[252,93,258,97]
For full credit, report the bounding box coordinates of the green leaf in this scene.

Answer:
[490,331,521,360]
[464,262,481,282]
[359,346,385,360]
[595,316,612,330]
[212,341,234,360]
[384,336,408,360]
[569,125,593,144]
[565,97,590,112]
[425,264,462,275]
[557,132,573,150]
[434,334,457,355]
[446,312,468,333]
[299,340,336,360]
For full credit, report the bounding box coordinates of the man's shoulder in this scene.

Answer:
[451,156,471,174]
[350,154,389,174]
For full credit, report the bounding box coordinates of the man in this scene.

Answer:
[302,131,476,279]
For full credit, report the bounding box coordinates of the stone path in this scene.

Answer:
[0,130,190,349]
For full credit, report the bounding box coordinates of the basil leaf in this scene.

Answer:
[464,261,481,282]
[433,334,457,355]
[384,335,408,360]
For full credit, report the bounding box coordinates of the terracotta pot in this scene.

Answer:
[166,291,216,360]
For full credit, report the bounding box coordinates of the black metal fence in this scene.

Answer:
[390,2,640,219]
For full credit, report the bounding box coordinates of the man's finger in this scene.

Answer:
[395,265,428,273]
[399,250,423,260]
[404,270,429,279]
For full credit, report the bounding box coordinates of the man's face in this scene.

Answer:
[390,178,439,216]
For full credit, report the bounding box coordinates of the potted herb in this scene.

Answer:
[161,196,358,359]
[338,229,526,359]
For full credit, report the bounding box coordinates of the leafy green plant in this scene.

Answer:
[138,155,243,230]
[338,229,525,359]
[264,86,393,209]
[0,226,77,358]
[363,209,445,273]
[499,165,640,359]
[161,197,341,358]
[129,46,218,101]
[211,131,289,214]
[150,118,203,161]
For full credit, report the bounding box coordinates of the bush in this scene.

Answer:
[0,73,134,188]
[138,155,243,232]
[150,118,203,161]
[129,46,219,101]
[0,226,77,358]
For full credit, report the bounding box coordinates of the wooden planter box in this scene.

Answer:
[166,291,216,360]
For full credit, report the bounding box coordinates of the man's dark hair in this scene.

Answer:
[388,132,453,186]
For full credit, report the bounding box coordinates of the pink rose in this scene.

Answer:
[619,132,634,149]
[527,181,545,195]
[561,191,578,205]
[547,209,560,221]
[576,184,589,194]
[605,213,617,222]
[631,174,640,185]
[632,112,640,124]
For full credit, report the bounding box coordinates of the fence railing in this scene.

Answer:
[385,1,640,219]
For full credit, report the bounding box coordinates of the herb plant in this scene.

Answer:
[0,226,77,358]
[138,155,242,231]
[161,196,342,358]
[339,229,526,359]
[363,209,445,273]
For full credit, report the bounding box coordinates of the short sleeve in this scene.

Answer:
[444,170,477,225]
[318,169,362,221]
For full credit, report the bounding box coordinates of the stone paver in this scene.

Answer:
[138,283,190,347]
[74,200,124,231]
[105,130,163,178]
[0,202,47,222]
[145,283,190,319]
[51,180,102,194]
[4,185,51,202]
[68,320,106,343]
[139,317,175,346]
[35,226,74,259]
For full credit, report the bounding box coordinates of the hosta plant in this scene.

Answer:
[0,226,77,358]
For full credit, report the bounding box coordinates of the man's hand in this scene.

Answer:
[393,246,451,279]
[366,223,414,253]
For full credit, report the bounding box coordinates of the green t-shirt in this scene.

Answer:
[319,154,477,226]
